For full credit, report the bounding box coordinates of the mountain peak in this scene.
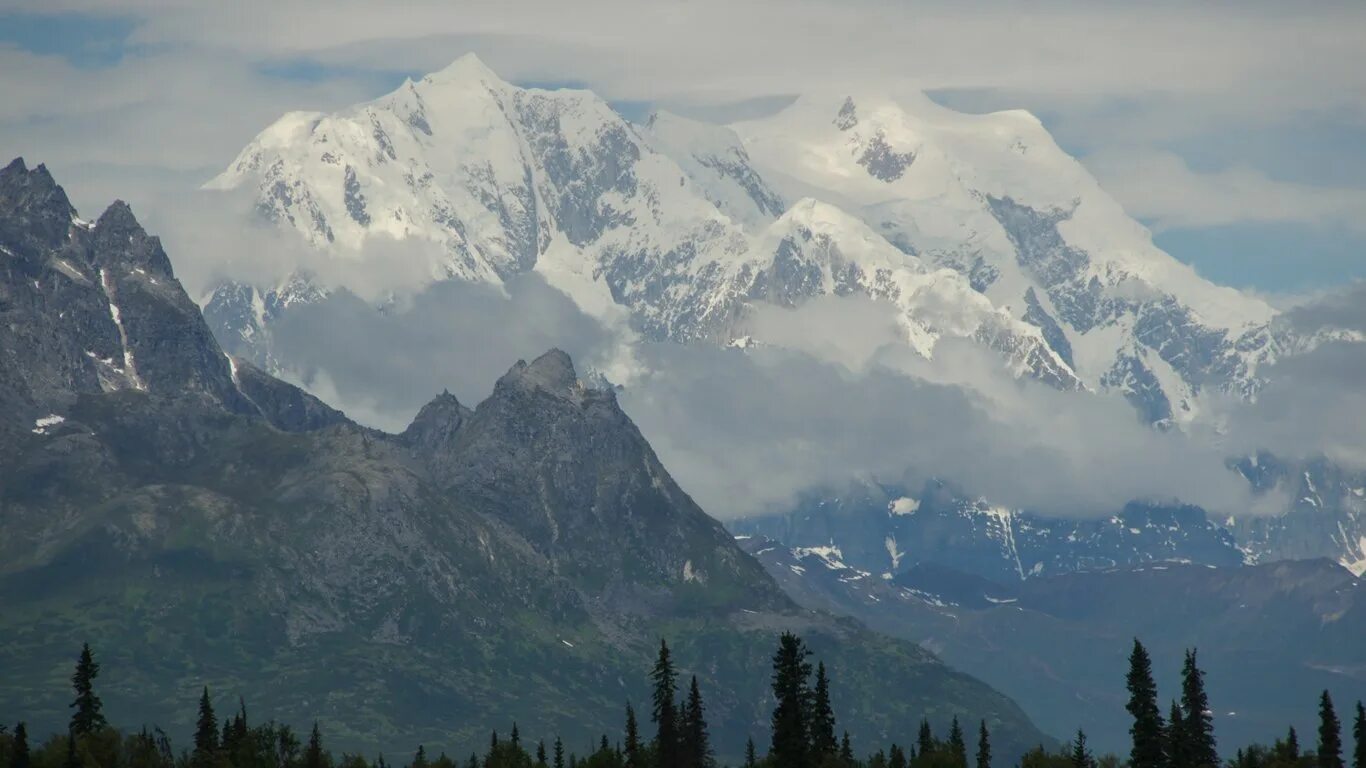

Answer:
[500,349,581,397]
[421,52,505,88]
[0,155,76,250]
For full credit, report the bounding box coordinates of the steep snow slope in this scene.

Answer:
[731,91,1279,426]
[204,55,1075,387]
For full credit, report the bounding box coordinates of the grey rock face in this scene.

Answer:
[858,132,915,182]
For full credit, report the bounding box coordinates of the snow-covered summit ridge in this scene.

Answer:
[206,55,1285,418]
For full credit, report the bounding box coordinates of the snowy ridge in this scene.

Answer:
[206,55,1118,390]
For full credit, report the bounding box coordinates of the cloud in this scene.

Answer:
[259,285,1256,520]
[1084,148,1366,233]
[259,274,620,432]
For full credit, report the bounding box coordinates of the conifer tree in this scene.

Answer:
[1321,691,1345,768]
[14,722,30,768]
[194,687,219,763]
[682,676,712,768]
[769,632,813,768]
[744,738,758,768]
[889,744,907,768]
[511,724,521,748]
[651,640,681,768]
[305,722,325,768]
[977,721,992,768]
[1071,730,1092,768]
[1288,727,1301,759]
[917,719,934,760]
[1126,639,1167,768]
[842,732,855,767]
[69,643,107,738]
[810,662,838,760]
[537,741,548,768]
[1353,702,1365,768]
[1180,650,1217,768]
[950,718,967,768]
[414,746,428,768]
[624,704,641,768]
[1168,701,1186,768]
[554,737,565,768]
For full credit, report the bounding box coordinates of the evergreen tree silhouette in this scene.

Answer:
[1126,639,1167,768]
[69,643,107,738]
[917,719,934,760]
[1321,691,1345,768]
[949,717,967,768]
[305,722,325,768]
[194,687,219,765]
[651,640,681,768]
[977,720,992,768]
[14,722,30,768]
[810,662,838,759]
[1071,730,1092,768]
[1353,702,1365,768]
[769,632,813,768]
[624,704,641,768]
[1180,650,1218,768]
[681,676,712,768]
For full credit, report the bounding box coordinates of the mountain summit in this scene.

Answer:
[205,56,1285,424]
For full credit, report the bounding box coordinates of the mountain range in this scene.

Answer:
[739,535,1364,755]
[0,157,1048,760]
[198,54,1365,577]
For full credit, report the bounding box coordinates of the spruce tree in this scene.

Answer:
[1126,639,1167,768]
[841,732,855,767]
[682,676,712,768]
[1288,727,1301,759]
[651,640,681,768]
[977,721,992,768]
[1321,691,1345,768]
[194,687,219,763]
[1180,650,1217,768]
[744,738,758,768]
[1168,700,1187,768]
[769,632,813,768]
[810,662,838,760]
[890,745,908,768]
[538,741,548,768]
[14,722,30,768]
[1071,730,1092,768]
[624,704,641,768]
[69,643,107,738]
[917,719,934,760]
[949,718,967,768]
[1353,702,1365,768]
[554,737,565,768]
[414,746,428,768]
[305,722,325,768]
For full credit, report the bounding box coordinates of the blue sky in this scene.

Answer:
[1,4,1363,296]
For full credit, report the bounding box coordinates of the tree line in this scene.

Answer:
[1121,639,1365,768]
[0,637,1362,768]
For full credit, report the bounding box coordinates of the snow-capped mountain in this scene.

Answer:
[200,54,1364,576]
[730,91,1278,426]
[204,54,1080,389]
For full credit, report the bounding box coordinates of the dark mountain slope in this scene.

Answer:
[0,158,1047,761]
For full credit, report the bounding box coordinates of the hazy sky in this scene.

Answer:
[1,1,1364,294]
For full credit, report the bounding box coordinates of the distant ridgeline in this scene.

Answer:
[1,639,1361,768]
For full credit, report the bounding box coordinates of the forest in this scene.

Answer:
[0,635,1361,768]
